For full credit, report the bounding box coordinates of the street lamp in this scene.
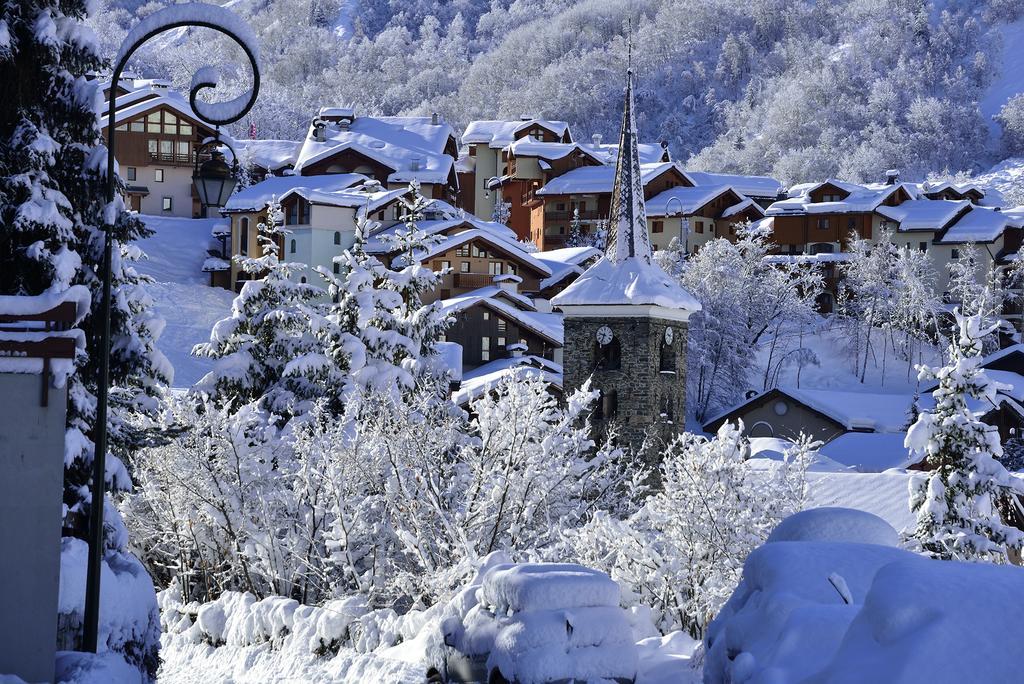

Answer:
[194,145,239,213]
[663,195,688,253]
[88,2,260,653]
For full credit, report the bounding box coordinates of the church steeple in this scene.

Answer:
[605,69,652,264]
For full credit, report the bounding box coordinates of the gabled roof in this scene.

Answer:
[703,387,913,434]
[721,197,767,219]
[100,87,215,133]
[936,205,1022,244]
[533,246,603,291]
[440,290,561,346]
[686,171,785,199]
[222,174,367,212]
[232,139,302,172]
[365,216,519,252]
[875,199,971,232]
[645,185,745,217]
[579,142,670,165]
[294,111,456,184]
[768,180,917,215]
[536,162,683,196]
[505,139,604,164]
[440,284,537,313]
[388,229,553,277]
[461,119,571,147]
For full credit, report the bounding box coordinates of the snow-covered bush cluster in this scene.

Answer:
[92,0,1022,182]
[123,370,639,610]
[561,422,811,638]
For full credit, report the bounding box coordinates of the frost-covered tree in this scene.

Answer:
[193,199,332,417]
[906,308,1024,563]
[946,245,1023,354]
[996,94,1024,158]
[564,422,811,637]
[491,193,511,225]
[671,223,822,420]
[1,0,167,673]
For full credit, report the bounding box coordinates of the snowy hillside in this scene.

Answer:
[981,17,1024,133]
[134,215,235,388]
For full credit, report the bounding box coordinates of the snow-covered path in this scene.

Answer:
[135,214,235,388]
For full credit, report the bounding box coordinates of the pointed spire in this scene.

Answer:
[604,66,652,264]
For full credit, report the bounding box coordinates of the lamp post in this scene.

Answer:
[87,2,260,653]
[194,143,240,214]
[663,195,688,253]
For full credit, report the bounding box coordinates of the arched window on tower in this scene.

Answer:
[661,391,675,422]
[602,390,618,420]
[660,339,676,372]
[595,338,621,371]
[290,238,297,254]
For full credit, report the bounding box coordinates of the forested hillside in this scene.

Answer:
[91,0,1024,184]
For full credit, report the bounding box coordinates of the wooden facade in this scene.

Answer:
[443,299,557,371]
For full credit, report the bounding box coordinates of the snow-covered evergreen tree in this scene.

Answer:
[194,198,333,417]
[490,193,511,225]
[906,308,1024,563]
[0,0,166,673]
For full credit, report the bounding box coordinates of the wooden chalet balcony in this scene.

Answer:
[454,272,499,288]
[543,210,602,221]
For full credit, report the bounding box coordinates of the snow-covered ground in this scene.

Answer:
[134,215,235,388]
[981,18,1024,133]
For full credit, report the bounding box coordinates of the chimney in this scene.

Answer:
[493,273,522,294]
[312,120,327,142]
[885,169,900,185]
[592,133,603,146]
[431,112,439,125]
[410,156,422,172]
[507,342,528,358]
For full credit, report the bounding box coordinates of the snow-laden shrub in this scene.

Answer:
[561,422,811,638]
[125,371,638,610]
[997,94,1024,158]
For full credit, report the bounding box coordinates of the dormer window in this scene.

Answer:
[821,193,843,202]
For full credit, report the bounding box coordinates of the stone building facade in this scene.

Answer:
[563,315,687,452]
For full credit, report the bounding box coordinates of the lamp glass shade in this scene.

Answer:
[193,152,238,208]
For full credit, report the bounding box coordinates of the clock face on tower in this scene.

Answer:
[664,326,674,345]
[596,325,614,346]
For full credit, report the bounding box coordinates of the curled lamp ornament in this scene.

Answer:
[112,2,261,128]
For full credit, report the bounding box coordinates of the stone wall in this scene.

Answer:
[563,314,687,466]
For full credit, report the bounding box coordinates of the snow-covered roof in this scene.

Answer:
[533,246,602,291]
[686,171,784,199]
[453,357,563,406]
[817,432,916,472]
[441,291,561,345]
[232,139,302,172]
[875,199,970,232]
[705,387,912,434]
[294,111,456,184]
[645,185,739,217]
[937,206,1021,244]
[390,229,553,277]
[461,119,571,147]
[365,216,518,252]
[0,287,90,381]
[721,197,766,219]
[920,180,986,198]
[551,256,701,311]
[767,181,916,216]
[101,87,214,133]
[763,252,855,265]
[222,174,366,212]
[202,257,230,272]
[536,162,678,196]
[505,139,603,164]
[579,142,669,165]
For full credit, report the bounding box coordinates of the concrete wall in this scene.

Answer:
[133,164,195,217]
[472,146,502,221]
[0,373,67,683]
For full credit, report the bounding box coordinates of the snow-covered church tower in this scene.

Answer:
[551,69,701,453]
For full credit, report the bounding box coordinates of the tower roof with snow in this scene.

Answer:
[551,71,700,317]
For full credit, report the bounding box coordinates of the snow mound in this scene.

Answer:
[480,562,621,614]
[55,650,141,684]
[807,559,1024,683]
[767,507,899,547]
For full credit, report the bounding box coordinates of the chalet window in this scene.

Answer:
[161,197,172,211]
[461,261,470,273]
[653,220,664,233]
[130,120,144,133]
[952,248,960,260]
[816,217,829,230]
[180,123,192,136]
[483,311,490,321]
[556,203,566,211]
[595,338,621,371]
[507,264,517,275]
[160,140,172,158]
[919,241,927,252]
[177,141,189,159]
[334,231,341,245]
[290,239,297,253]
[287,203,298,225]
[472,244,480,258]
[822,193,842,202]
[148,139,157,157]
[497,336,506,350]
[488,262,502,275]
[694,221,704,234]
[147,112,160,133]
[440,260,451,271]
[579,201,587,212]
[154,168,164,182]
[333,262,340,274]
[300,276,307,284]
[126,167,136,182]
[163,112,177,134]
[660,340,676,372]
[240,218,249,256]
[456,245,470,257]
[497,319,507,334]
[481,337,490,361]
[653,243,659,251]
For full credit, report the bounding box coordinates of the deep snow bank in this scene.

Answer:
[704,507,1024,684]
